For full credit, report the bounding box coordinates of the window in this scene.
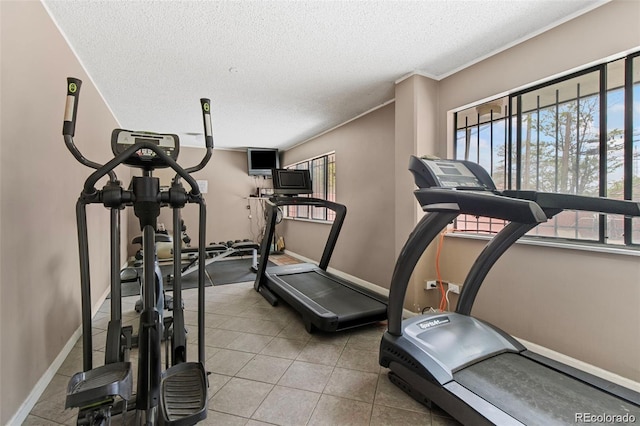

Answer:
[454,52,640,246]
[455,101,509,235]
[284,152,336,221]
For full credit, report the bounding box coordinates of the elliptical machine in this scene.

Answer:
[62,77,212,425]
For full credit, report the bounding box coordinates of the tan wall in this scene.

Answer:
[423,0,640,380]
[437,0,640,157]
[3,1,639,421]
[280,104,396,289]
[394,75,442,310]
[437,237,640,381]
[0,1,127,423]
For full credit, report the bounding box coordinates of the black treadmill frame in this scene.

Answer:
[453,190,640,405]
[381,157,640,425]
[254,196,388,332]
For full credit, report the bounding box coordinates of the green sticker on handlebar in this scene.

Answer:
[203,103,210,112]
[69,83,78,93]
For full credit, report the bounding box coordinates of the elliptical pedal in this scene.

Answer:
[66,362,133,415]
[159,362,208,425]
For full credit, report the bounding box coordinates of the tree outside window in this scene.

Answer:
[454,52,640,246]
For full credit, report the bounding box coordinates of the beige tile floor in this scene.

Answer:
[25,260,460,426]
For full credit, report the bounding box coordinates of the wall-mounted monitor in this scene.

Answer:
[272,168,312,195]
[247,148,280,176]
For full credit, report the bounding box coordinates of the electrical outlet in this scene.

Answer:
[448,283,460,294]
[425,280,438,290]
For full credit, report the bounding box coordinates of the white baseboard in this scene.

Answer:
[9,282,112,424]
[8,327,81,425]
[283,249,388,295]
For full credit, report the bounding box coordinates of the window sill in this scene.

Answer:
[446,231,640,257]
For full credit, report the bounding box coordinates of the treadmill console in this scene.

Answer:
[272,168,313,195]
[409,156,496,191]
[111,129,179,169]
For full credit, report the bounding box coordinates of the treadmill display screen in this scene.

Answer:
[424,160,483,189]
[272,169,313,195]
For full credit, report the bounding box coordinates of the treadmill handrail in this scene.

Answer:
[388,189,548,336]
[388,212,459,336]
[254,196,347,296]
[457,190,640,315]
[456,222,539,316]
[270,196,347,270]
[503,190,640,217]
[415,190,548,223]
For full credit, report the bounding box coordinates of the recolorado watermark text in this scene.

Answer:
[575,413,636,424]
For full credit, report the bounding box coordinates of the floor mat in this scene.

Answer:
[206,258,274,286]
[166,270,213,291]
[118,281,140,298]
[113,263,212,298]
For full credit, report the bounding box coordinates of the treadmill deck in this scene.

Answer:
[454,352,640,425]
[266,263,387,330]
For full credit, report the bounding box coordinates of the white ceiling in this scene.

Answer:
[44,0,606,150]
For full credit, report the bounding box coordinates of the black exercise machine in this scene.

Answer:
[62,77,213,425]
[254,168,388,333]
[124,233,172,314]
[379,156,640,425]
[179,239,260,277]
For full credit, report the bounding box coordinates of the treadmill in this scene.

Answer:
[254,168,388,333]
[379,156,640,425]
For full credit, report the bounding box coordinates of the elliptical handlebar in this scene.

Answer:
[84,141,202,196]
[63,77,81,137]
[63,77,214,186]
[201,98,214,149]
[63,78,117,181]
[184,98,214,174]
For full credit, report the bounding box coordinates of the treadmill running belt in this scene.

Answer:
[276,271,386,320]
[454,353,640,425]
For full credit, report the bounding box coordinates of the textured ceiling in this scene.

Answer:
[44,0,606,150]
